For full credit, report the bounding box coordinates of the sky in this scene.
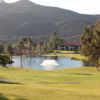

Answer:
[2,0,100,14]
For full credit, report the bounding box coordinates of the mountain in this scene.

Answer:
[0,0,100,43]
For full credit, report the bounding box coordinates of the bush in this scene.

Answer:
[0,55,14,67]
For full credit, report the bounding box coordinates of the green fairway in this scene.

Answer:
[0,67,100,100]
[44,51,87,61]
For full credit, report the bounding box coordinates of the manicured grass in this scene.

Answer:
[0,67,100,100]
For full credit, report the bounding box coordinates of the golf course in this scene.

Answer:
[0,67,100,100]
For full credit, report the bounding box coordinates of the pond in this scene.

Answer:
[12,56,84,70]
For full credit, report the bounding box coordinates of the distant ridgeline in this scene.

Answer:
[0,0,100,43]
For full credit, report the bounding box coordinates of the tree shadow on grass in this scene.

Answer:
[0,78,21,84]
[68,73,93,76]
[11,95,27,100]
[0,80,21,84]
[16,98,27,100]
[0,93,27,100]
[0,93,9,100]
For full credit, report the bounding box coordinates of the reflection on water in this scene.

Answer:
[12,56,83,70]
[82,60,95,67]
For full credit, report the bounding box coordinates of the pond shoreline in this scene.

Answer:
[44,52,87,61]
[12,55,84,70]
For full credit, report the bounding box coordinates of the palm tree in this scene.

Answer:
[21,37,28,55]
[32,42,36,56]
[27,37,33,58]
[17,40,24,68]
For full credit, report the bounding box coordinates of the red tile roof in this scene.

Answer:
[63,42,81,46]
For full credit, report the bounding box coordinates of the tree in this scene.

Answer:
[27,37,33,58]
[0,55,13,67]
[81,21,100,70]
[48,32,64,52]
[42,42,48,53]
[36,41,43,56]
[21,37,28,55]
[0,44,5,54]
[20,37,33,57]
[48,32,58,52]
[17,40,24,68]
[6,44,14,66]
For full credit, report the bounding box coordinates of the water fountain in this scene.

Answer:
[41,59,59,70]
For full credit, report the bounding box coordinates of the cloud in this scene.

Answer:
[4,0,19,3]
[0,0,3,2]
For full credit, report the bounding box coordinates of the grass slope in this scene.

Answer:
[0,67,100,100]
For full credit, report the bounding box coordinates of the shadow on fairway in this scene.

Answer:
[0,93,9,100]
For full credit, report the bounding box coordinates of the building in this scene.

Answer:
[58,42,81,51]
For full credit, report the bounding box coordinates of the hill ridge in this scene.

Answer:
[0,0,100,43]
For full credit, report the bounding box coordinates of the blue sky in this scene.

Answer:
[3,0,100,14]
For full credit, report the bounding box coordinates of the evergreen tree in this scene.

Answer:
[48,32,58,52]
[6,44,14,63]
[81,21,100,70]
[48,32,64,52]
[0,44,5,54]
